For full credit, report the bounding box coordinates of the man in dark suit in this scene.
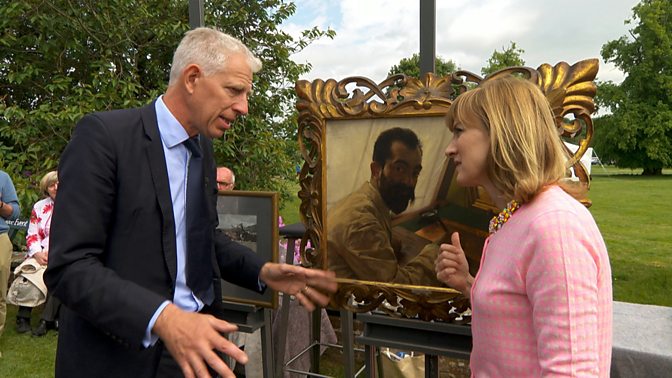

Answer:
[45,27,336,378]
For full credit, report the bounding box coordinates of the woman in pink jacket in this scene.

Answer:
[16,170,62,336]
[435,77,612,377]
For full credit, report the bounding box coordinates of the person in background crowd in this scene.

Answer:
[45,27,337,378]
[0,169,20,339]
[16,171,62,336]
[435,76,612,377]
[216,166,235,191]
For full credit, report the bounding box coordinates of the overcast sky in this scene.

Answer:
[281,0,640,84]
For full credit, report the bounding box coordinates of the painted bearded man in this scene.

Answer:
[327,127,441,286]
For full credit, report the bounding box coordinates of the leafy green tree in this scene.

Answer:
[388,53,457,78]
[596,0,671,175]
[0,0,333,214]
[481,41,525,76]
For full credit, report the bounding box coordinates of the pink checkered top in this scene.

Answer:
[470,185,613,377]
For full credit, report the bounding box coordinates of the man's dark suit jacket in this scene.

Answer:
[45,102,266,377]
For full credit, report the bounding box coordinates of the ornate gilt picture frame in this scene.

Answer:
[296,59,598,321]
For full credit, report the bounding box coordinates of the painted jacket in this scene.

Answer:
[327,181,441,286]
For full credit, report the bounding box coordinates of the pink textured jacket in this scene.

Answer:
[470,185,612,377]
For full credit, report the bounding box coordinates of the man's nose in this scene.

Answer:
[232,97,249,116]
[403,174,418,188]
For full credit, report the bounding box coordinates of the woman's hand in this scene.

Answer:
[435,232,474,298]
[34,250,49,266]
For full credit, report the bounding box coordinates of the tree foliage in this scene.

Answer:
[596,0,672,175]
[481,41,525,76]
[388,53,457,78]
[0,0,333,214]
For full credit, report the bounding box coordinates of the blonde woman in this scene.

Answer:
[16,170,61,336]
[435,77,612,377]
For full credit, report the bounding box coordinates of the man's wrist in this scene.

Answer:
[0,201,4,209]
[258,262,271,284]
[153,303,178,338]
[143,301,171,348]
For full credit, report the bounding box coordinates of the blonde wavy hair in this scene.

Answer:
[445,76,572,204]
[39,170,58,197]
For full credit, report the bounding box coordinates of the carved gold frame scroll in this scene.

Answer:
[296,59,598,321]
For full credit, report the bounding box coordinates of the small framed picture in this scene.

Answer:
[216,190,279,308]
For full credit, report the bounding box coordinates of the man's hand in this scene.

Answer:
[153,304,247,378]
[435,232,474,298]
[259,263,337,311]
[34,251,49,266]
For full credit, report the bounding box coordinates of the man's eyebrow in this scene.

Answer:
[391,160,410,167]
[390,159,423,172]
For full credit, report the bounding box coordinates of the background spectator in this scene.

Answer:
[16,171,61,336]
[216,166,235,191]
[0,169,20,337]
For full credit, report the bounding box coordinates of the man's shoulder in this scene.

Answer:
[329,185,387,228]
[87,102,153,124]
[0,170,14,187]
[330,185,375,213]
[75,102,156,138]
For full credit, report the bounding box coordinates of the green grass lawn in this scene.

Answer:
[588,167,672,306]
[1,167,670,377]
[279,185,302,226]
[0,305,58,377]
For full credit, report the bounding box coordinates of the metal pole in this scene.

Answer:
[419,0,436,76]
[188,0,204,28]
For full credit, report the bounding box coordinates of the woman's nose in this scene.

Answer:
[445,141,456,158]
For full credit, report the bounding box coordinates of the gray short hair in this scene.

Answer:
[39,171,58,197]
[168,27,262,86]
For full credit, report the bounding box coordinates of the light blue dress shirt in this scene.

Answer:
[143,97,205,347]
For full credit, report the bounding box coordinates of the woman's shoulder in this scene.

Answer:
[33,197,53,209]
[520,186,599,237]
[528,185,588,215]
[507,186,591,232]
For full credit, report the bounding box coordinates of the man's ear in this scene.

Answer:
[183,64,202,94]
[370,161,382,179]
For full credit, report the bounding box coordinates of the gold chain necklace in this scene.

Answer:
[488,200,520,234]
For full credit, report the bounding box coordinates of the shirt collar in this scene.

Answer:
[155,96,190,148]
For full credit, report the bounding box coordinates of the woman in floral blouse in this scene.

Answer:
[16,170,62,336]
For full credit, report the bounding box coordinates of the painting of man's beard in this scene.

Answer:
[379,173,416,214]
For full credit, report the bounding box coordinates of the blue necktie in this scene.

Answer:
[183,137,214,305]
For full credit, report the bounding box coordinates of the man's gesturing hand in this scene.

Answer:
[260,263,337,311]
[153,304,246,378]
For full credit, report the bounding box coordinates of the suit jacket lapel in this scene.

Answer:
[141,102,178,282]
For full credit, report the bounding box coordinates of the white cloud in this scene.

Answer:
[282,0,639,84]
